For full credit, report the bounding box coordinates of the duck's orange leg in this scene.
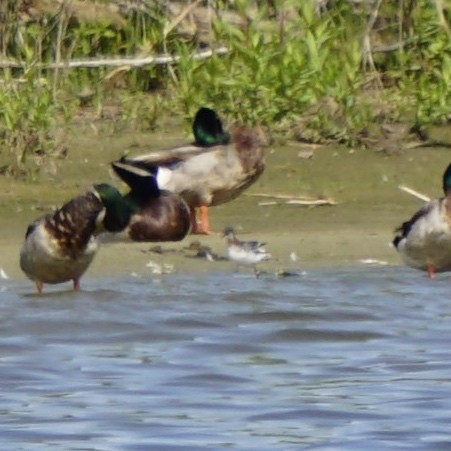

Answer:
[427,264,436,279]
[190,206,211,235]
[36,281,44,294]
[199,205,211,234]
[73,278,81,291]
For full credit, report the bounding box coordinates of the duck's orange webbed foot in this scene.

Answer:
[427,264,436,279]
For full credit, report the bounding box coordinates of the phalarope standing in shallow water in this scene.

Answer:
[223,226,271,277]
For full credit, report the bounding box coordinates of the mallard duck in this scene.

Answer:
[393,163,451,278]
[20,184,136,294]
[114,107,266,234]
[223,226,271,277]
[109,161,191,242]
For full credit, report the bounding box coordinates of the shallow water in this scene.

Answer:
[1,265,451,450]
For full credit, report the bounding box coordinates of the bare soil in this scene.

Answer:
[2,120,450,282]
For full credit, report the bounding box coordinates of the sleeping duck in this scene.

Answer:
[113,107,267,234]
[393,163,451,278]
[108,161,191,242]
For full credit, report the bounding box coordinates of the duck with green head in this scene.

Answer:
[20,170,191,293]
[393,163,451,278]
[113,107,267,234]
[20,184,135,294]
[108,161,191,242]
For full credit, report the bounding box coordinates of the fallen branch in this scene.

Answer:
[398,185,431,202]
[248,193,337,206]
[0,46,229,69]
[285,199,337,206]
[257,199,336,207]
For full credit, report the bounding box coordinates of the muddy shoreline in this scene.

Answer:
[1,123,450,283]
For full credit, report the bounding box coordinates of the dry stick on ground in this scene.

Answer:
[398,185,431,202]
[247,193,338,206]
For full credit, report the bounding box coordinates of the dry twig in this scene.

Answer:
[248,193,337,206]
[398,185,431,202]
[0,47,229,70]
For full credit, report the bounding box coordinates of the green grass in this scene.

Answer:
[0,0,449,176]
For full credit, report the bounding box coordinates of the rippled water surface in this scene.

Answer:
[1,266,451,450]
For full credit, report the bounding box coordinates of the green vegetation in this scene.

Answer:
[0,0,449,175]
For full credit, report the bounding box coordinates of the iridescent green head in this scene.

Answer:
[94,183,135,232]
[192,107,231,147]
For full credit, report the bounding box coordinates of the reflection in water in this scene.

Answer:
[1,266,451,449]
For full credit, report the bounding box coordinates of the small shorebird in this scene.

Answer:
[223,226,271,277]
[393,163,451,279]
[113,107,266,235]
